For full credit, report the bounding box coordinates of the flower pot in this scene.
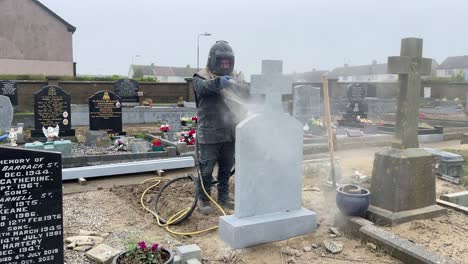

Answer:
[112,248,174,264]
[336,184,370,217]
[181,121,187,126]
[152,146,165,152]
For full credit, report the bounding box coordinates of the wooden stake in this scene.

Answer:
[322,75,337,188]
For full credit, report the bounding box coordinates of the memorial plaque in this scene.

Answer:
[89,91,125,135]
[114,78,140,103]
[0,81,18,106]
[0,147,63,263]
[31,86,75,138]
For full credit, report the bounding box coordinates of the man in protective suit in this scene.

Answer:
[192,40,239,215]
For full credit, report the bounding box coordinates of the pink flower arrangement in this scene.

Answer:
[122,241,170,264]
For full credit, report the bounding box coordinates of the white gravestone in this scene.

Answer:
[219,60,317,249]
[0,95,13,133]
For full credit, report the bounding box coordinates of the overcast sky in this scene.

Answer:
[42,0,468,78]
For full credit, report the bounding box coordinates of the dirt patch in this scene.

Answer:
[111,175,235,236]
[384,210,468,263]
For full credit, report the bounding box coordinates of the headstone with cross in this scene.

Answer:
[219,60,317,249]
[369,38,446,226]
[387,38,432,149]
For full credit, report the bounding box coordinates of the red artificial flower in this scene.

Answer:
[188,138,196,145]
[151,244,159,251]
[138,241,147,250]
[179,137,185,142]
[188,129,196,136]
[192,116,198,122]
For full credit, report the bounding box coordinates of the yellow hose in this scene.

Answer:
[139,175,227,236]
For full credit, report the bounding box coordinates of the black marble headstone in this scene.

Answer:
[0,147,63,264]
[31,86,75,138]
[89,91,125,135]
[114,78,139,103]
[0,81,18,106]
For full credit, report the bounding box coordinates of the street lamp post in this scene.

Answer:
[197,32,211,71]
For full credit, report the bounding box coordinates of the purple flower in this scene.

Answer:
[138,241,147,250]
[151,243,159,251]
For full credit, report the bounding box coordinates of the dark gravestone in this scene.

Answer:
[0,81,18,106]
[369,38,446,226]
[114,78,139,103]
[0,147,63,263]
[89,91,125,136]
[342,83,368,121]
[31,86,75,138]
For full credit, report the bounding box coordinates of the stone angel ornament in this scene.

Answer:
[42,125,60,142]
[7,128,17,147]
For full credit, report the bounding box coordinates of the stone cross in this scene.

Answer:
[388,38,432,148]
[250,60,293,112]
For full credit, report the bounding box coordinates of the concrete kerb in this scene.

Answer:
[334,213,458,264]
[437,199,468,215]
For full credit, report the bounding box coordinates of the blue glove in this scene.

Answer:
[218,76,231,89]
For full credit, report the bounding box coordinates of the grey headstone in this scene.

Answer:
[16,123,24,144]
[219,60,317,249]
[85,130,111,147]
[129,139,151,153]
[0,95,13,133]
[292,85,321,124]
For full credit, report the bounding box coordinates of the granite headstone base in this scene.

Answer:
[369,148,446,226]
[368,204,446,226]
[219,208,317,249]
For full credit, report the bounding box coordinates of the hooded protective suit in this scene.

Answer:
[192,40,238,204]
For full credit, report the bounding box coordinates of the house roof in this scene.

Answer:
[291,70,328,82]
[329,63,388,77]
[130,65,198,77]
[331,59,439,76]
[131,65,155,76]
[32,0,76,33]
[437,56,468,70]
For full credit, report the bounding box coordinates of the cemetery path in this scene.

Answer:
[62,140,468,263]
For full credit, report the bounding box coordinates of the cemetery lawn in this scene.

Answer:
[62,140,468,264]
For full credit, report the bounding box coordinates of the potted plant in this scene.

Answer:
[152,138,164,152]
[359,118,377,134]
[191,116,198,125]
[308,118,327,136]
[180,117,190,126]
[179,130,196,145]
[159,124,171,133]
[113,241,174,264]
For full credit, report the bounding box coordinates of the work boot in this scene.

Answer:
[218,196,235,210]
[198,200,213,215]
